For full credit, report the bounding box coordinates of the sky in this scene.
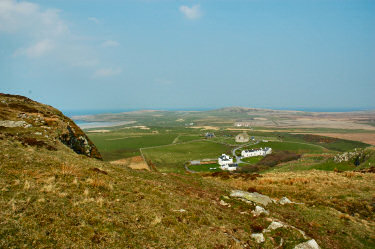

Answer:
[1,0,374,112]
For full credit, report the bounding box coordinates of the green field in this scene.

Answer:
[188,163,222,172]
[241,156,264,164]
[89,133,177,160]
[142,140,232,172]
[83,110,371,173]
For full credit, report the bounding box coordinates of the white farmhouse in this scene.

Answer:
[241,147,272,158]
[218,154,233,166]
[221,163,238,171]
[218,154,237,171]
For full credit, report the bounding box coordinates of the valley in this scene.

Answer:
[1,94,374,248]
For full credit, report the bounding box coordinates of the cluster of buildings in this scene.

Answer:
[218,154,238,171]
[234,122,252,127]
[217,147,272,172]
[241,147,272,157]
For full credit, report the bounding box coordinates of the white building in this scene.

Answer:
[218,154,233,166]
[241,147,272,158]
[221,163,238,171]
[218,154,237,171]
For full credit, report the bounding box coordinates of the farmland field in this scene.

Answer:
[80,108,373,173]
[142,140,232,172]
[188,163,222,172]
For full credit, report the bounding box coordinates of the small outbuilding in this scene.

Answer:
[235,132,250,143]
[205,132,215,139]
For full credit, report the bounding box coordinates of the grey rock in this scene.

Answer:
[279,197,293,205]
[230,190,273,206]
[0,120,31,128]
[251,205,269,217]
[263,221,284,233]
[251,233,265,243]
[294,239,320,249]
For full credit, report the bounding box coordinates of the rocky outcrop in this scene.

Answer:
[0,93,102,160]
[230,190,273,206]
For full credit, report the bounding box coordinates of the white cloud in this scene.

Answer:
[88,17,100,24]
[0,0,122,77]
[179,4,202,20]
[0,0,68,36]
[93,68,122,78]
[14,39,55,58]
[102,40,120,48]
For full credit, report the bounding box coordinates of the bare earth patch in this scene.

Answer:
[190,126,220,130]
[86,129,110,133]
[110,156,150,170]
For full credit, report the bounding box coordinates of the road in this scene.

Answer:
[232,140,259,164]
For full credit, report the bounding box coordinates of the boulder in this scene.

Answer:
[251,233,265,243]
[279,197,293,205]
[265,221,284,231]
[294,239,320,249]
[230,190,273,206]
[0,120,31,128]
[251,206,269,217]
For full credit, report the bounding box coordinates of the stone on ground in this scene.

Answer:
[279,197,293,205]
[264,221,284,232]
[251,205,269,217]
[251,233,265,243]
[230,190,273,206]
[294,239,320,249]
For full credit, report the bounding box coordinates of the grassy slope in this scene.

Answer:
[207,170,375,249]
[0,138,267,248]
[1,138,375,248]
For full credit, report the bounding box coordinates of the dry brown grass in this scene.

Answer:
[60,163,81,176]
[209,170,375,221]
[207,170,375,248]
[110,156,150,170]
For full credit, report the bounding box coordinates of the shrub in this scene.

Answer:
[257,151,301,167]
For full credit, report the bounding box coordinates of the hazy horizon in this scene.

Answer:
[1,0,374,111]
[64,106,375,118]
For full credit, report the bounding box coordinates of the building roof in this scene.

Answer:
[236,132,249,138]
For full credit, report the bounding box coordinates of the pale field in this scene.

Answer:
[86,129,110,133]
[249,118,375,130]
[190,126,220,130]
[110,156,150,170]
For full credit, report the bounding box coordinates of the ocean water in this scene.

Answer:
[62,108,213,118]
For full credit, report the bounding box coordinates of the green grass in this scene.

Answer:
[177,135,203,143]
[142,140,233,172]
[188,163,222,172]
[88,133,178,160]
[279,133,370,152]
[241,156,264,164]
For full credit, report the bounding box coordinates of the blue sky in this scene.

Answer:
[1,0,374,111]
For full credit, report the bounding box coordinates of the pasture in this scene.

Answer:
[142,140,232,172]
